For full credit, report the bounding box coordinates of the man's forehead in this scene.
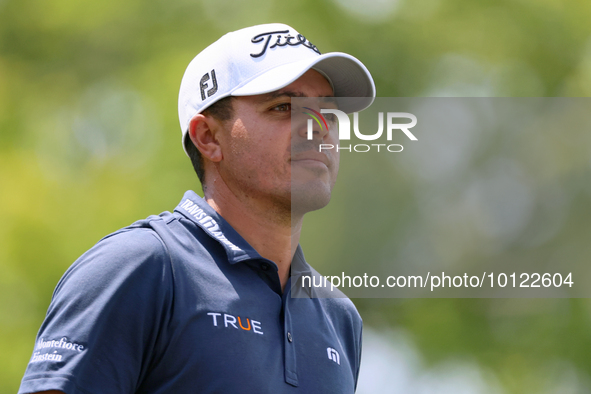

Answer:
[249,69,335,101]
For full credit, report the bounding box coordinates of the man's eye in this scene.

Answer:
[273,103,291,111]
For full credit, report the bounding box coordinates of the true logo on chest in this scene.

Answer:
[207,312,263,335]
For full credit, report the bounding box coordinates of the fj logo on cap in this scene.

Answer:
[200,69,218,100]
[250,30,320,58]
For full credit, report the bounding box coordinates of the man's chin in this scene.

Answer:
[290,184,333,216]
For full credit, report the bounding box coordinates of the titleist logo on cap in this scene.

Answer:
[250,30,321,58]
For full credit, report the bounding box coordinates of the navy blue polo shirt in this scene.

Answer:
[19,190,362,394]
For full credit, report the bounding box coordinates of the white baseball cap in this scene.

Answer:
[178,23,376,154]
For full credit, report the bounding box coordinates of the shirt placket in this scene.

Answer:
[282,280,298,387]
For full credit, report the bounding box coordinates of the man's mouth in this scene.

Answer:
[290,151,330,167]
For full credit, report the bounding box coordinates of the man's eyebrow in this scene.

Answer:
[266,90,305,100]
[259,90,338,105]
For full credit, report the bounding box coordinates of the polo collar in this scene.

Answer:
[289,245,317,298]
[291,245,312,278]
[175,190,262,264]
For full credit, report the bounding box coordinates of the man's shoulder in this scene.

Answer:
[56,212,181,288]
[291,248,362,322]
[319,295,363,334]
[90,213,176,261]
[90,208,205,259]
[315,283,362,323]
[46,213,184,318]
[294,264,363,328]
[63,206,226,283]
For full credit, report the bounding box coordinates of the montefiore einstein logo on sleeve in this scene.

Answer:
[31,337,85,363]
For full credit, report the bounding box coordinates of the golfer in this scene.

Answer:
[19,23,375,394]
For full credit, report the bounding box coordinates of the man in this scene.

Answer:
[18,23,375,393]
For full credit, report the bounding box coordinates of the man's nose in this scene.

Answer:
[294,109,330,141]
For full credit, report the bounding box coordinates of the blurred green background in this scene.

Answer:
[2,0,591,392]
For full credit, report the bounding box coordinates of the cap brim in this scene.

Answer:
[231,52,375,113]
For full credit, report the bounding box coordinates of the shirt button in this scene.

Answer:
[287,332,293,343]
[260,262,269,271]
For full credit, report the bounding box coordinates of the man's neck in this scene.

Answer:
[203,176,303,291]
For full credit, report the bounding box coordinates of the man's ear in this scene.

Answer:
[188,114,223,163]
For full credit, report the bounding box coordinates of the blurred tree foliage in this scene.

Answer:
[2,0,591,392]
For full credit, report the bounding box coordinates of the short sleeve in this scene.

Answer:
[18,228,174,394]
